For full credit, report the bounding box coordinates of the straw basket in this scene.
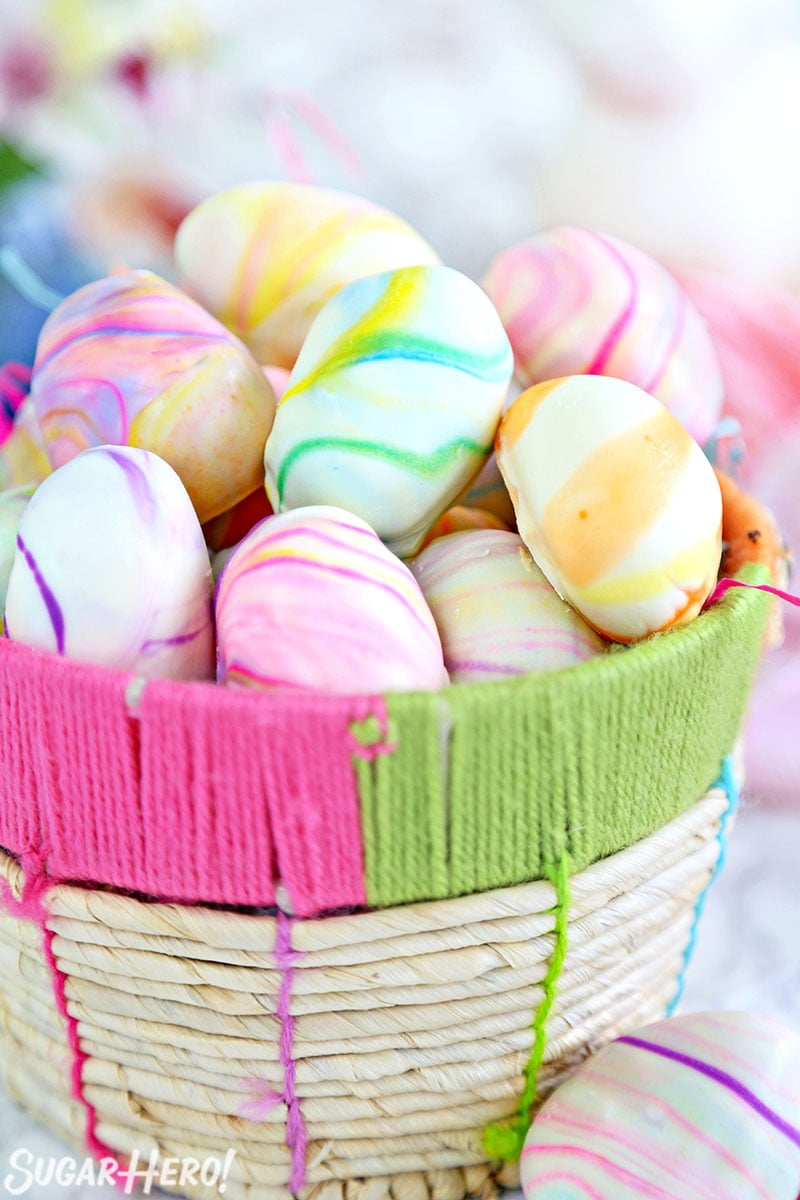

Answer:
[0,509,774,1199]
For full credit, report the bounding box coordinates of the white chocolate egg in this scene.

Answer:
[264,264,514,557]
[521,1011,800,1200]
[410,529,607,682]
[30,270,276,524]
[175,181,440,368]
[5,446,214,679]
[483,227,724,446]
[216,505,448,694]
[496,375,722,642]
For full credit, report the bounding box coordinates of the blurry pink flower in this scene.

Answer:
[0,37,54,111]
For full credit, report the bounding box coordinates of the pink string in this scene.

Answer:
[0,851,128,1188]
[274,908,308,1192]
[266,104,313,184]
[239,1077,282,1122]
[264,85,365,184]
[703,577,800,611]
[349,695,398,761]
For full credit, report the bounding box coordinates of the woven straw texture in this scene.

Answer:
[0,784,732,1200]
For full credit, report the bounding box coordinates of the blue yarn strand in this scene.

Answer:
[666,756,739,1016]
[0,245,64,311]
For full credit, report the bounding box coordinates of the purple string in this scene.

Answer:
[275,908,308,1192]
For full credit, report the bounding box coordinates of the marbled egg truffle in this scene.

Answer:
[5,446,214,679]
[264,264,514,557]
[521,1011,800,1200]
[175,181,440,367]
[216,505,448,694]
[411,529,606,682]
[30,269,276,523]
[496,375,722,641]
[483,227,723,445]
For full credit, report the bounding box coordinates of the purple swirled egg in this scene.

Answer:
[483,227,723,445]
[30,269,276,523]
[5,445,214,679]
[521,1011,800,1200]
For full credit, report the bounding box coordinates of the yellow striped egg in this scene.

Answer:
[175,182,440,368]
[496,375,722,642]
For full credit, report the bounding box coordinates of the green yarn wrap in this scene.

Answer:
[357,564,770,909]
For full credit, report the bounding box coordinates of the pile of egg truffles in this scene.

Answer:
[0,182,725,694]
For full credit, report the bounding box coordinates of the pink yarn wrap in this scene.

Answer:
[0,637,369,915]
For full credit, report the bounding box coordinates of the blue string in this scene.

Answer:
[0,244,64,311]
[666,756,739,1016]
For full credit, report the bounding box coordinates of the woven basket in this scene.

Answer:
[0,512,773,1200]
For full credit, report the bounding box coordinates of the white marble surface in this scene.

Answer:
[0,800,798,1200]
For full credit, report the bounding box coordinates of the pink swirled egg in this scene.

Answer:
[496,375,722,642]
[521,1011,800,1200]
[411,529,606,683]
[175,182,440,368]
[30,270,276,523]
[483,227,723,445]
[5,446,214,679]
[216,506,448,694]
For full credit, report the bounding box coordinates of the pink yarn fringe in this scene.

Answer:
[275,909,308,1193]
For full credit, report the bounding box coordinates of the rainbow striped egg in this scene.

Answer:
[483,227,723,445]
[521,1011,800,1200]
[410,529,606,683]
[5,446,214,679]
[264,264,514,557]
[216,505,448,694]
[175,182,440,368]
[496,375,722,642]
[30,270,276,523]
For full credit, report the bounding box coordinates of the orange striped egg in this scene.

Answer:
[496,375,722,642]
[175,182,440,368]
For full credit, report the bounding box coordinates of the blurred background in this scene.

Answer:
[1,0,799,804]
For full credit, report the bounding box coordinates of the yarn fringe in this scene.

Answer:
[483,849,571,1163]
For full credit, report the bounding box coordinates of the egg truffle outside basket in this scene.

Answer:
[0,511,772,1200]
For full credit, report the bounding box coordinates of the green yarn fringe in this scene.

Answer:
[483,849,571,1163]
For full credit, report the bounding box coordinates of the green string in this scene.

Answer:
[483,849,571,1163]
